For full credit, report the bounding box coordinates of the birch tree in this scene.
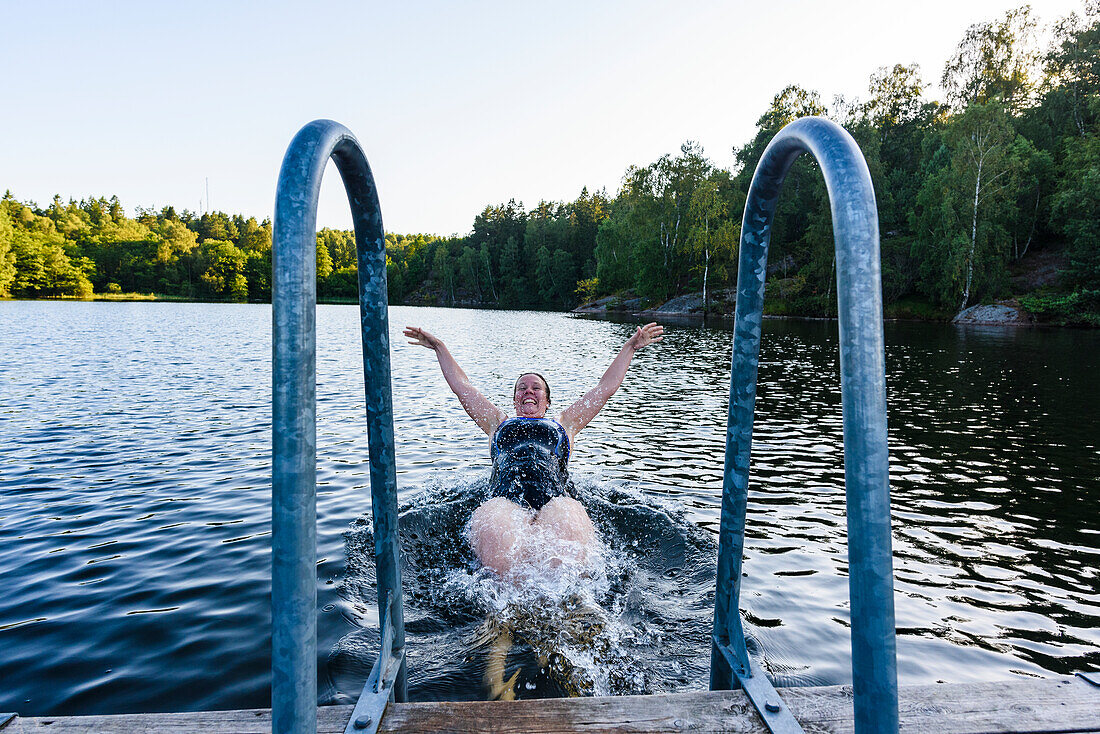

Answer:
[619,142,711,301]
[913,103,1022,311]
[950,103,1021,311]
[942,5,1039,113]
[688,177,727,312]
[1043,2,1100,138]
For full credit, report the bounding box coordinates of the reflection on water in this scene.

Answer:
[0,301,1097,716]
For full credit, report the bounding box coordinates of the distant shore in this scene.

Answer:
[2,291,1066,328]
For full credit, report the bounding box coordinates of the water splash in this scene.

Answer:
[328,474,717,701]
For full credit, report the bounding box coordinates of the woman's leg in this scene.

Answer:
[532,497,596,566]
[468,496,533,575]
[483,626,520,701]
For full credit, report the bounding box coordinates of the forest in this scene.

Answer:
[1,3,1098,325]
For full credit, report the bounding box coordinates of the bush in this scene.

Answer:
[1020,289,1100,327]
[575,277,599,304]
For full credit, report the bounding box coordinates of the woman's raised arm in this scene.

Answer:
[404,326,507,435]
[559,322,663,437]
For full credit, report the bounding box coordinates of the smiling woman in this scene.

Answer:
[402,322,663,577]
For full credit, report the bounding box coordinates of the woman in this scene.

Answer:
[403,322,663,577]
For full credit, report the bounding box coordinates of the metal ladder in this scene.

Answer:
[708,116,898,733]
[270,116,898,734]
[271,120,406,734]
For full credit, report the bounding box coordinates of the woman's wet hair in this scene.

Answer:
[514,372,551,404]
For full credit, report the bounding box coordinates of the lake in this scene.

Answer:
[0,300,1097,715]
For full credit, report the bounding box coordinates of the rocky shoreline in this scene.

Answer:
[573,289,736,318]
[573,290,1036,325]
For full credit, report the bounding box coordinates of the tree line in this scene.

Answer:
[2,3,1098,324]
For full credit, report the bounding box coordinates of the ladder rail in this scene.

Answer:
[709,116,898,734]
[272,119,406,734]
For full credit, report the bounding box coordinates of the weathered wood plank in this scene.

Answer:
[6,678,1098,734]
[4,706,354,733]
[785,678,1099,734]
[378,677,1100,734]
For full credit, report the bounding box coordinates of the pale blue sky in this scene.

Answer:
[1,0,1083,235]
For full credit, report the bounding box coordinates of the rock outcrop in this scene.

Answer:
[574,290,737,316]
[642,293,704,315]
[952,300,1032,325]
[573,294,642,314]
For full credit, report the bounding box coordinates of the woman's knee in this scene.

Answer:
[468,497,532,574]
[471,496,524,526]
[534,497,595,544]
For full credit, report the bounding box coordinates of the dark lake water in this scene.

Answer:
[1,301,1097,715]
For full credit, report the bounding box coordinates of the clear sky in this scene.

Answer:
[1,0,1084,236]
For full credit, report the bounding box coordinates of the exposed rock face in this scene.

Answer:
[574,289,738,316]
[1010,246,1066,292]
[646,293,704,314]
[573,294,641,314]
[953,301,1032,325]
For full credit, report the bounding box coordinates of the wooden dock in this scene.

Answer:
[4,677,1098,733]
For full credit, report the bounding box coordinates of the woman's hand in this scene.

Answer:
[561,321,664,436]
[628,322,664,351]
[404,326,441,351]
[404,326,506,434]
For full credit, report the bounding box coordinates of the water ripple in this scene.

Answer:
[0,302,1097,715]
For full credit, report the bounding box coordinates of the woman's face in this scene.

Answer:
[513,373,549,418]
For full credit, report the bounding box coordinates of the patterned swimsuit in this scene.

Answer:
[488,417,574,510]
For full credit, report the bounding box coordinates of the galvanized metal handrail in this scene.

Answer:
[709,116,898,734]
[272,119,406,734]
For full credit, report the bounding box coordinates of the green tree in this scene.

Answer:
[861,65,941,249]
[565,187,609,278]
[236,216,272,253]
[246,249,272,301]
[480,243,498,302]
[735,85,827,177]
[192,211,239,243]
[1042,3,1100,139]
[549,248,576,307]
[324,268,360,300]
[154,219,200,295]
[498,235,524,306]
[594,213,635,295]
[0,202,16,296]
[1011,143,1054,260]
[942,5,1039,113]
[619,141,713,302]
[458,245,483,301]
[315,234,334,281]
[433,245,455,305]
[912,103,1023,311]
[687,178,727,311]
[535,245,554,305]
[734,86,830,297]
[865,64,928,136]
[523,204,569,303]
[386,255,406,303]
[3,197,94,297]
[319,228,356,269]
[472,200,527,252]
[197,239,248,302]
[1051,133,1100,287]
[10,230,94,298]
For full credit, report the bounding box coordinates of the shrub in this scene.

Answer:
[1019,289,1100,327]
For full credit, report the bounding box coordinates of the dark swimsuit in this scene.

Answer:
[489,417,574,511]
